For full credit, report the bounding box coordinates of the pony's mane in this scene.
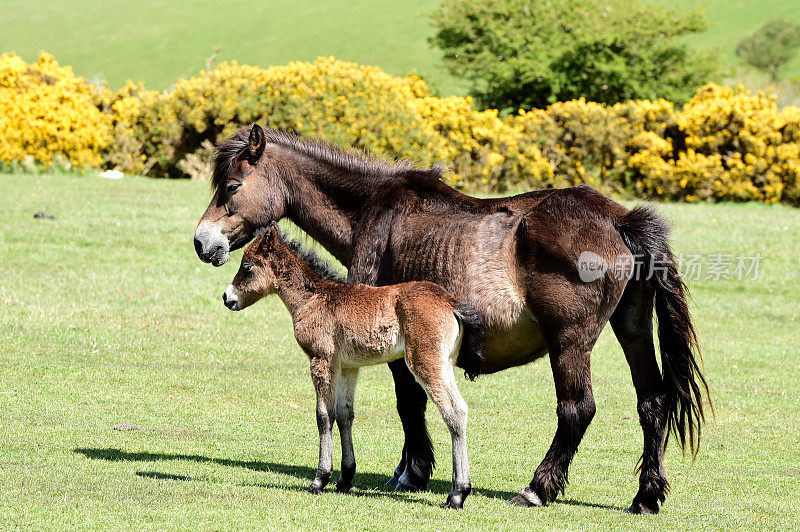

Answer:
[212,126,443,194]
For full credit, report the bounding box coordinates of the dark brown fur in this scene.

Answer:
[195,125,711,513]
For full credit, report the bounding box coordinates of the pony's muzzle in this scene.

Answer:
[222,285,240,311]
[194,222,230,266]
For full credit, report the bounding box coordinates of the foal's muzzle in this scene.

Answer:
[222,286,240,311]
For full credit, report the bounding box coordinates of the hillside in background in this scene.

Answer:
[2,0,800,96]
[0,0,465,94]
[648,0,800,80]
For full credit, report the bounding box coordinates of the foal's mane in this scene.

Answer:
[212,127,444,194]
[269,225,347,284]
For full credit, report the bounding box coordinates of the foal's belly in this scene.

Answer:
[338,328,406,369]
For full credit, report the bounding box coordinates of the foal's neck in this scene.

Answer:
[272,251,331,318]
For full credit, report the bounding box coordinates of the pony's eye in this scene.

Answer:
[226,182,241,196]
[243,263,253,272]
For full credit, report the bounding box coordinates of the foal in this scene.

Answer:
[222,224,483,509]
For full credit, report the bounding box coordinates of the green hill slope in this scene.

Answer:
[0,0,466,94]
[2,0,800,97]
[647,0,800,79]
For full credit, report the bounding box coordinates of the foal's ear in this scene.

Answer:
[247,124,266,162]
[262,223,279,247]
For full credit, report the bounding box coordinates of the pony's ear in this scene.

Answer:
[247,124,265,162]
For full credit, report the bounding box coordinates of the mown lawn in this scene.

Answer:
[1,172,798,530]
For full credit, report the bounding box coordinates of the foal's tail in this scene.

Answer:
[453,302,485,381]
[615,206,711,456]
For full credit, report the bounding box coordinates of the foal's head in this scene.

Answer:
[195,125,290,266]
[222,224,284,311]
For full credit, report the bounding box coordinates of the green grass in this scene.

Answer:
[647,0,800,80]
[3,0,800,98]
[0,0,465,95]
[1,172,799,530]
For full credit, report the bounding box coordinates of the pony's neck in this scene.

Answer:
[279,149,376,265]
[281,142,416,266]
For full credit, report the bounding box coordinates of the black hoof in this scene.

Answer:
[443,484,470,509]
[308,485,323,495]
[625,501,659,514]
[508,487,544,507]
[442,497,464,510]
[336,481,352,494]
[384,474,400,489]
[394,479,424,492]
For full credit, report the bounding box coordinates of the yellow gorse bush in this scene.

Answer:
[631,83,800,203]
[103,57,553,187]
[0,52,111,169]
[101,58,442,178]
[2,52,800,204]
[410,95,552,192]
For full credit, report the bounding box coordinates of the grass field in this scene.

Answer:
[1,172,799,530]
[0,0,465,95]
[3,0,800,98]
[648,0,800,80]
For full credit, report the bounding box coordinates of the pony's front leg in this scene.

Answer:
[309,356,338,495]
[335,367,359,493]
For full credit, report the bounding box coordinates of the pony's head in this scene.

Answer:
[194,124,288,266]
[222,224,283,311]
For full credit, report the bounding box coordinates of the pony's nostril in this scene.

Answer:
[222,291,229,304]
[194,236,204,257]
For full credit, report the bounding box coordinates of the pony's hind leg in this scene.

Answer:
[610,283,669,514]
[335,367,359,493]
[385,359,434,492]
[510,325,597,507]
[309,356,339,495]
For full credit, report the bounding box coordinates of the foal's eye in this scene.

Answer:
[226,182,242,196]
[243,263,253,272]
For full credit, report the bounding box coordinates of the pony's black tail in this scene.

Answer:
[453,302,484,381]
[615,206,711,456]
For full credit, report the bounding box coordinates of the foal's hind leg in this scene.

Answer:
[413,367,471,509]
[309,357,339,495]
[510,325,597,507]
[335,367,359,493]
[610,283,669,514]
[403,315,471,509]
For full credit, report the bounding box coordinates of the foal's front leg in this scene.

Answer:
[309,356,338,495]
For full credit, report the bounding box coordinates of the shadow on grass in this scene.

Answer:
[134,470,440,505]
[76,447,624,510]
[75,447,516,504]
[555,499,626,512]
[136,471,192,482]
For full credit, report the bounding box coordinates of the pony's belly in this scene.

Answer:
[481,311,547,373]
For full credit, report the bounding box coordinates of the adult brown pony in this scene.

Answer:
[194,124,710,513]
